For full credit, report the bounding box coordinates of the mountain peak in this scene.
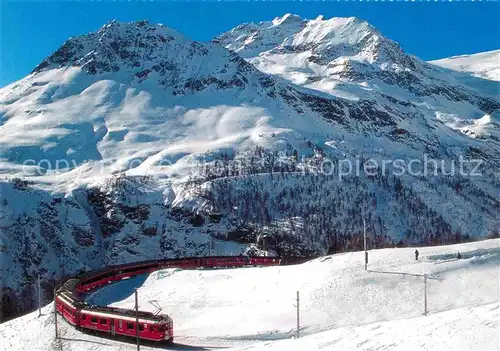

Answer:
[32,20,187,75]
[96,19,184,39]
[216,14,409,67]
[271,13,303,26]
[27,19,269,97]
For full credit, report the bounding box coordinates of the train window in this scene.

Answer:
[149,326,155,332]
[81,314,86,320]
[91,316,97,323]
[99,319,107,325]
[138,324,144,331]
[127,322,134,330]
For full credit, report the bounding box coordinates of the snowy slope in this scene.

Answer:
[1,17,500,321]
[238,302,500,351]
[0,239,498,350]
[0,20,309,186]
[430,50,500,82]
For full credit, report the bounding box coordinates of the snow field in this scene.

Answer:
[1,239,498,350]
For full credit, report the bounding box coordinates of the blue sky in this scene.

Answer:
[1,2,499,87]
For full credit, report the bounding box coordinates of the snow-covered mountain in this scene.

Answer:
[216,14,500,146]
[1,16,499,321]
[216,14,499,101]
[430,50,500,82]
[428,50,500,97]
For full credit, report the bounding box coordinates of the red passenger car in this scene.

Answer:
[79,307,173,342]
[55,255,281,344]
[55,292,80,326]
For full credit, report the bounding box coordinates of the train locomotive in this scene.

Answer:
[55,256,281,343]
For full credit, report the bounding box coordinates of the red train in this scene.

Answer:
[55,256,281,343]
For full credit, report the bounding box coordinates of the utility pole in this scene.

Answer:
[363,218,368,270]
[206,235,215,256]
[424,273,428,316]
[296,291,300,338]
[38,274,42,317]
[135,290,140,351]
[53,287,58,340]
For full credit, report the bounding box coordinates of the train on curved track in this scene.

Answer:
[55,256,282,343]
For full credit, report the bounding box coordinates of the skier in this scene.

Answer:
[415,249,419,261]
[457,252,462,259]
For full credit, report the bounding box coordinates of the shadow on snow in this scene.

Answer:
[84,274,150,306]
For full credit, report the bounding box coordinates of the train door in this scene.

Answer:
[116,319,124,335]
[111,319,116,336]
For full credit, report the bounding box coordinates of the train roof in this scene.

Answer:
[76,259,160,281]
[59,278,81,291]
[76,256,280,281]
[81,305,172,324]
